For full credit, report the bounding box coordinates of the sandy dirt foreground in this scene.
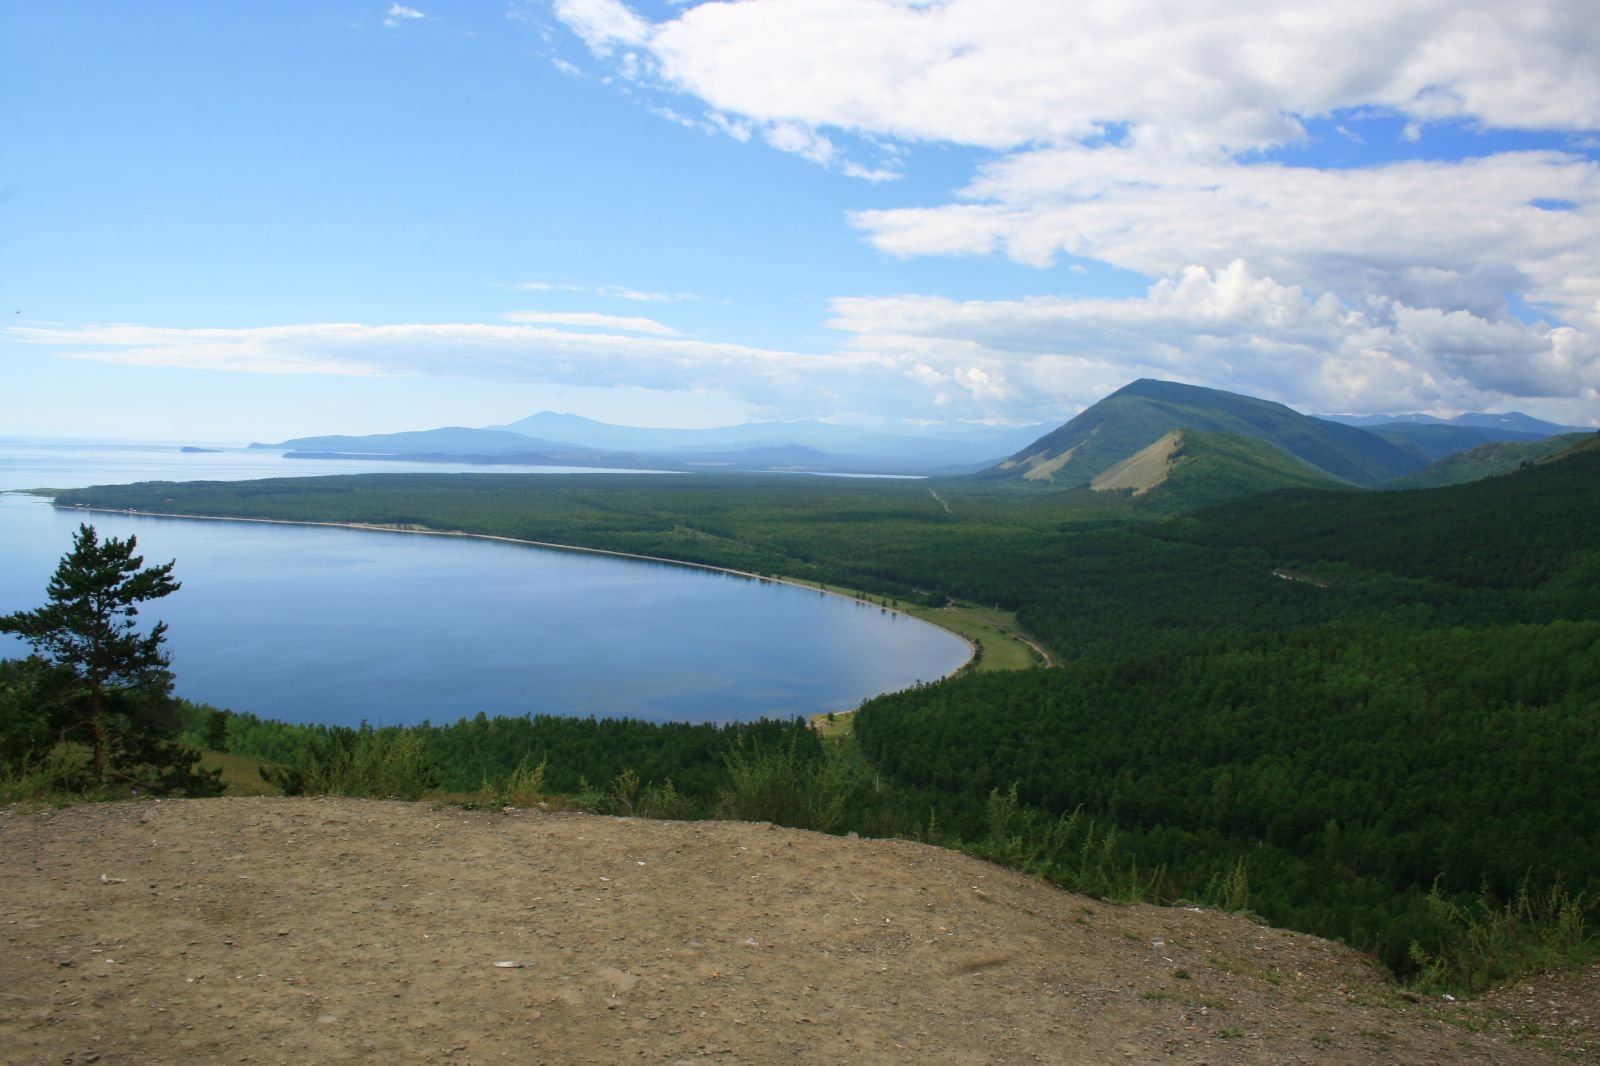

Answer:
[1,798,1594,1065]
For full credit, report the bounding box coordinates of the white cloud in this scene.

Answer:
[5,321,872,418]
[507,281,698,303]
[13,262,1596,425]
[552,0,650,55]
[384,3,425,29]
[557,0,1600,153]
[855,147,1600,323]
[824,261,1600,421]
[549,0,1600,421]
[500,311,681,336]
[763,121,836,167]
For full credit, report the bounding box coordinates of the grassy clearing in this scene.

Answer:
[809,710,855,738]
[197,750,281,796]
[807,599,1044,735]
[905,601,1048,671]
[774,579,1047,674]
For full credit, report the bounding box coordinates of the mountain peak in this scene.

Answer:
[984,379,1421,489]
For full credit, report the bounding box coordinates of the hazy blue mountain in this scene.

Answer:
[1318,410,1588,437]
[491,412,1046,467]
[1364,422,1550,464]
[983,379,1423,487]
[252,427,668,469]
[253,427,574,456]
[252,414,1049,475]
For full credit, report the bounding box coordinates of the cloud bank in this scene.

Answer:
[546,0,1600,422]
[13,257,1597,424]
[12,1,1597,430]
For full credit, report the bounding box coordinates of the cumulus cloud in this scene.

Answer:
[825,261,1600,421]
[549,0,1600,420]
[12,261,1597,425]
[556,0,1600,153]
[855,147,1600,323]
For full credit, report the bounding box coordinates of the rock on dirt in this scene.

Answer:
[1,798,1594,1064]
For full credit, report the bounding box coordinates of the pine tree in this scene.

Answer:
[1,523,220,794]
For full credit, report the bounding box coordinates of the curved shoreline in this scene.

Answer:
[53,501,980,681]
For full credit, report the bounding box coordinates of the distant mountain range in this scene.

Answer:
[247,382,1594,500]
[979,379,1596,504]
[250,415,1050,477]
[1317,410,1586,435]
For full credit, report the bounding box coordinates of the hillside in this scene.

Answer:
[1089,429,1344,506]
[985,379,1421,488]
[1383,432,1596,489]
[2,798,1591,1065]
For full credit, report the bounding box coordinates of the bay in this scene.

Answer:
[0,441,969,727]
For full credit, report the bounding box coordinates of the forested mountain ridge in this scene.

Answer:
[1364,422,1553,464]
[1380,432,1596,489]
[983,379,1425,487]
[857,444,1600,974]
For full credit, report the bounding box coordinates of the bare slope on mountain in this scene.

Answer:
[1088,429,1343,505]
[2,798,1592,1065]
[985,379,1421,488]
[1090,431,1186,495]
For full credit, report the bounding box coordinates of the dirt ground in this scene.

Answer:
[2,797,1594,1065]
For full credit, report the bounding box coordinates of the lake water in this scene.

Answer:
[0,441,969,727]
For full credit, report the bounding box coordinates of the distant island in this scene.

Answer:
[180,446,223,454]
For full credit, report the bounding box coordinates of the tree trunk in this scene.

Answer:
[89,689,106,785]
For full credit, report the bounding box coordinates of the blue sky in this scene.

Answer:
[3,1,1598,440]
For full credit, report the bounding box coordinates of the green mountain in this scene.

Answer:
[984,379,1423,488]
[1086,429,1346,508]
[1382,432,1597,489]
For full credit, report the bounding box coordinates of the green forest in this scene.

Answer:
[32,443,1600,990]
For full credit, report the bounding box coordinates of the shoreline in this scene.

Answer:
[51,500,981,680]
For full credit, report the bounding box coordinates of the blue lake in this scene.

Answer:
[0,441,969,727]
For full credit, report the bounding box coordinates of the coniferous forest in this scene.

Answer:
[39,440,1600,986]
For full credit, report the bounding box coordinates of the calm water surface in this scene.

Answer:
[0,441,969,726]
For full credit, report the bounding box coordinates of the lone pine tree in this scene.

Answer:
[0,523,220,794]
